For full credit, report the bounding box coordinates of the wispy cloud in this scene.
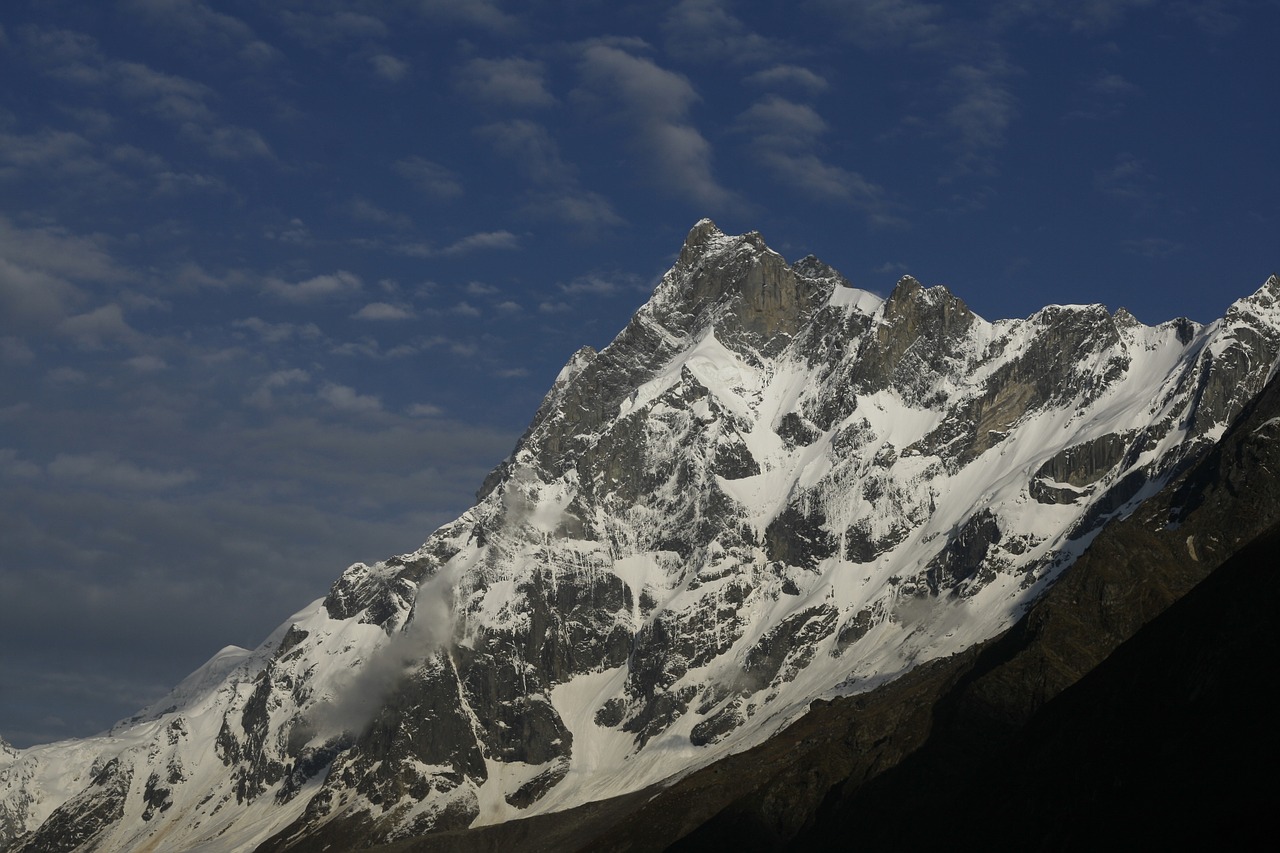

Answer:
[275,8,390,48]
[1119,236,1182,258]
[1092,72,1140,97]
[318,382,382,413]
[48,451,197,491]
[477,120,574,184]
[369,53,410,81]
[476,120,624,234]
[1067,71,1143,121]
[745,65,829,95]
[346,197,412,230]
[416,0,521,33]
[57,304,141,350]
[810,0,944,50]
[576,43,737,210]
[263,270,362,302]
[1030,0,1160,33]
[244,367,310,408]
[455,57,555,108]
[559,272,644,297]
[353,302,415,321]
[233,317,323,344]
[0,337,35,365]
[123,0,277,66]
[407,402,444,418]
[393,157,464,200]
[23,25,274,160]
[438,231,521,256]
[662,0,779,64]
[0,218,138,336]
[736,96,901,224]
[1094,153,1162,206]
[943,59,1018,173]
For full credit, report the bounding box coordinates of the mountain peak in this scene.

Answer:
[10,225,1280,853]
[677,217,730,269]
[648,222,834,354]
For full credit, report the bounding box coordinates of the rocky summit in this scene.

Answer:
[3,221,1279,853]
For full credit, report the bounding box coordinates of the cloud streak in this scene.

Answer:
[577,43,737,210]
[736,96,901,224]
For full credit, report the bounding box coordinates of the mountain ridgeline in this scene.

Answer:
[3,221,1279,853]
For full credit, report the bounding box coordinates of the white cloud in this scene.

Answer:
[874,261,911,274]
[233,317,324,343]
[113,60,215,123]
[1091,72,1140,97]
[0,216,127,283]
[346,197,411,230]
[0,448,42,480]
[525,190,626,232]
[476,120,574,184]
[264,270,362,302]
[57,304,140,350]
[944,60,1018,169]
[24,25,274,161]
[47,367,88,384]
[370,53,409,82]
[662,0,778,64]
[0,216,130,335]
[438,231,520,256]
[123,0,276,66]
[126,354,167,372]
[0,258,85,333]
[476,120,624,234]
[417,0,520,32]
[407,402,444,418]
[393,157,464,199]
[736,96,899,222]
[745,65,829,94]
[0,336,34,364]
[318,382,382,413]
[275,9,389,47]
[1094,153,1162,206]
[48,451,197,491]
[456,57,554,108]
[465,281,500,296]
[559,273,639,296]
[1119,237,1182,258]
[577,43,736,210]
[1025,0,1160,33]
[153,169,230,195]
[353,302,415,321]
[811,0,944,50]
[180,122,273,160]
[245,368,310,407]
[451,301,482,317]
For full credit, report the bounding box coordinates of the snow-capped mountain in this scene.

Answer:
[4,221,1279,853]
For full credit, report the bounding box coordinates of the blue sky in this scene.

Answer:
[1,0,1276,747]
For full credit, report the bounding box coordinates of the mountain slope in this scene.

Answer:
[591,358,1280,852]
[2,222,1278,853]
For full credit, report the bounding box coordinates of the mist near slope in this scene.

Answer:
[306,563,463,739]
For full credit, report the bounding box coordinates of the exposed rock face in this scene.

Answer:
[2,226,1278,853]
[575,367,1280,853]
